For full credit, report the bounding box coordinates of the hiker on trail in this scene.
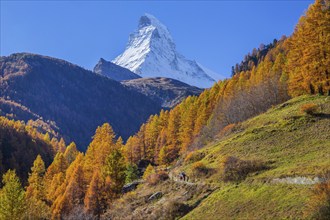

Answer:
[179,172,188,182]
[179,172,183,181]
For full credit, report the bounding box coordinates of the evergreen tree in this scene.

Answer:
[60,164,85,214]
[123,136,142,165]
[84,123,116,183]
[231,66,235,77]
[51,154,85,218]
[166,107,181,148]
[25,196,51,220]
[102,149,126,195]
[46,172,65,205]
[64,142,79,164]
[287,0,330,96]
[57,138,66,153]
[137,124,147,159]
[144,115,161,162]
[125,164,139,184]
[179,97,198,153]
[143,164,155,180]
[26,157,50,220]
[0,170,26,220]
[43,133,50,144]
[84,171,104,218]
[158,146,170,165]
[45,153,68,183]
[26,155,46,200]
[115,136,124,150]
[44,153,68,203]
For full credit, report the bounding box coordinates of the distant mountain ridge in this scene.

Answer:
[122,77,203,108]
[0,53,161,151]
[93,57,204,108]
[112,14,224,88]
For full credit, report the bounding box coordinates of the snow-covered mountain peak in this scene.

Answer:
[113,14,224,88]
[138,14,172,39]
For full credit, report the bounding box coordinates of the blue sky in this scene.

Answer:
[1,0,313,77]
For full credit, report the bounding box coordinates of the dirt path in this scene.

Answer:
[271,176,326,185]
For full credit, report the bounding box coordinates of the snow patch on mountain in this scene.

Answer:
[113,13,224,88]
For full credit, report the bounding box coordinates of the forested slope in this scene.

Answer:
[0,117,54,184]
[0,53,161,150]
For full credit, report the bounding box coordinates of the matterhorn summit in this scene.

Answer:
[113,14,223,88]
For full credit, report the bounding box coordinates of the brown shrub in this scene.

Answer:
[300,103,319,115]
[304,180,330,219]
[184,151,205,164]
[192,161,209,177]
[158,171,170,181]
[218,123,236,137]
[160,200,191,220]
[221,156,267,182]
[146,171,169,186]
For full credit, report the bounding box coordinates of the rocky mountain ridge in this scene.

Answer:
[112,14,224,88]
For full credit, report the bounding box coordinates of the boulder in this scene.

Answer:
[122,181,140,193]
[148,192,163,202]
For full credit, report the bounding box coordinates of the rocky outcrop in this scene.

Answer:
[148,192,163,202]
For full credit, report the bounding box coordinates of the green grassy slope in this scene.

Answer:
[181,95,330,219]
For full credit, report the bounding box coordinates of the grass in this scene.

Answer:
[180,95,330,219]
[193,95,330,178]
[182,183,312,220]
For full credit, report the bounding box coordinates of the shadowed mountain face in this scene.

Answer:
[0,53,161,151]
[122,77,203,108]
[93,58,141,81]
